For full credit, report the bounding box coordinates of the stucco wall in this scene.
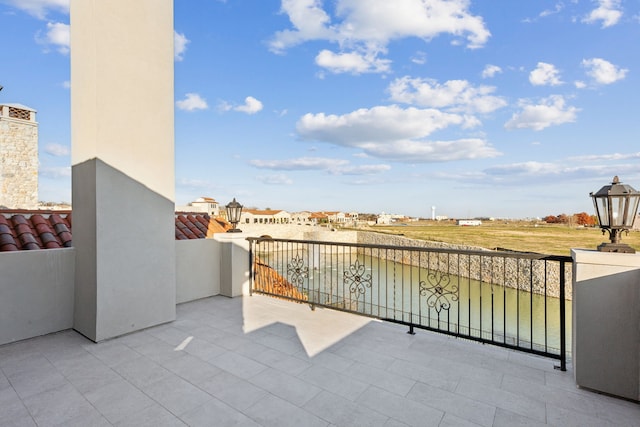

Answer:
[70,0,176,342]
[572,249,640,401]
[0,239,223,346]
[0,249,75,345]
[176,239,220,303]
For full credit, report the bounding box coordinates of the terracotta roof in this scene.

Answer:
[193,197,218,203]
[243,209,285,215]
[253,256,307,301]
[175,214,231,239]
[0,211,72,252]
[0,211,231,252]
[309,212,328,219]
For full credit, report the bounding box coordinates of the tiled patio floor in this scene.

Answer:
[1,295,638,426]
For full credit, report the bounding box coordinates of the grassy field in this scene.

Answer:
[368,221,640,256]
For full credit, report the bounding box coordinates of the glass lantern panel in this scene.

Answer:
[228,207,241,223]
[610,195,626,227]
[628,195,640,227]
[595,197,610,226]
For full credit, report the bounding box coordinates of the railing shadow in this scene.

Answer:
[248,236,572,371]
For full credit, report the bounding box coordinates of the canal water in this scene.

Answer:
[261,251,571,357]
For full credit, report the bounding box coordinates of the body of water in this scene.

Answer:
[260,249,571,357]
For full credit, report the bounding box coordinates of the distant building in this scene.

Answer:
[457,219,482,226]
[241,209,291,224]
[309,212,327,225]
[0,104,38,209]
[291,211,312,225]
[345,212,359,225]
[176,196,221,216]
[377,213,392,225]
[324,211,346,224]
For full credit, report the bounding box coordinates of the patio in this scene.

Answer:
[1,294,638,427]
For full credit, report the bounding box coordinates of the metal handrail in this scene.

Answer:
[247,236,571,370]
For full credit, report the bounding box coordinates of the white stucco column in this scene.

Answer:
[70,0,176,341]
[571,249,640,401]
[215,233,250,297]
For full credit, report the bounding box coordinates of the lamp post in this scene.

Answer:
[225,198,243,233]
[590,176,640,253]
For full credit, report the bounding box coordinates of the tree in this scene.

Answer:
[544,214,569,224]
[574,212,596,226]
[543,215,559,224]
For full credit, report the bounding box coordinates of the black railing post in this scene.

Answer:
[558,260,567,371]
[248,239,254,296]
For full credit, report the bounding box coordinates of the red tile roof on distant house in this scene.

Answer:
[242,209,285,216]
[0,210,231,252]
[175,213,231,239]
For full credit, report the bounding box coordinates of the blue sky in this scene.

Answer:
[1,0,639,219]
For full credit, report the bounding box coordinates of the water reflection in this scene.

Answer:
[260,251,571,357]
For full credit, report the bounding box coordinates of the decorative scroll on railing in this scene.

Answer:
[247,237,571,370]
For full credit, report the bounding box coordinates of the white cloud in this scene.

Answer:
[250,157,349,170]
[40,166,70,178]
[44,143,69,156]
[529,62,562,86]
[437,157,640,189]
[581,58,627,84]
[569,152,640,162]
[296,105,500,162]
[176,93,209,111]
[269,0,336,53]
[388,77,507,114]
[359,138,499,162]
[480,160,640,184]
[484,161,563,176]
[270,0,490,73]
[234,96,263,114]
[250,156,390,176]
[315,50,391,74]
[583,0,622,28]
[62,80,70,89]
[177,177,217,190]
[256,174,294,185]
[37,21,69,54]
[481,64,502,79]
[331,164,391,175]
[411,51,427,65]
[2,0,69,19]
[298,105,465,145]
[539,3,564,18]
[505,95,579,131]
[174,31,190,61]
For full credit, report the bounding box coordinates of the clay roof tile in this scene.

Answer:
[0,211,231,250]
[0,233,18,251]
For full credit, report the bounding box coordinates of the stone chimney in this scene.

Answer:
[0,104,38,209]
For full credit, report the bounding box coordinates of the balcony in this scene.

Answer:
[2,293,639,426]
[2,3,638,423]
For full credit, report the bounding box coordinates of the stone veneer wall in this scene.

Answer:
[239,225,572,299]
[356,231,572,300]
[0,106,38,209]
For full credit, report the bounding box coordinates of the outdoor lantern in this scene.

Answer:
[590,176,640,253]
[225,198,243,233]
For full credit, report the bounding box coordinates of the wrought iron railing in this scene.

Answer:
[247,237,571,370]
